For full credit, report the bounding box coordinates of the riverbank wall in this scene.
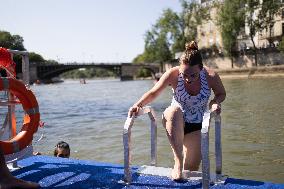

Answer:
[163,51,284,79]
[203,52,284,69]
[217,65,284,79]
[163,64,284,79]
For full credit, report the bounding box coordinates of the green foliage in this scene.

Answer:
[29,52,45,63]
[133,0,209,64]
[61,68,117,79]
[0,30,60,65]
[244,0,281,66]
[61,69,91,79]
[132,54,147,63]
[245,0,261,40]
[136,9,178,63]
[181,0,210,43]
[0,30,25,50]
[258,0,282,43]
[0,31,26,65]
[246,0,282,39]
[217,0,245,57]
[278,37,284,54]
[136,68,152,78]
[45,60,59,65]
[143,30,172,63]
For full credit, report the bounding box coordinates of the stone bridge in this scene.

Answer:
[28,63,160,83]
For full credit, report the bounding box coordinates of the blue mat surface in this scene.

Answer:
[12,156,284,188]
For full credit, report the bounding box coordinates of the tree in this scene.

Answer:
[144,30,172,62]
[217,0,245,68]
[245,0,281,66]
[278,36,284,54]
[141,30,172,71]
[0,31,46,65]
[61,68,116,79]
[181,0,210,44]
[45,60,59,65]
[132,8,178,68]
[258,0,282,45]
[0,30,27,67]
[29,52,45,63]
[141,9,180,63]
[0,30,61,66]
[133,0,209,66]
[0,31,25,51]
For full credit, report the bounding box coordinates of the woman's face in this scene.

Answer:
[180,64,201,84]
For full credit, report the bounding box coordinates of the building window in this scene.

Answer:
[282,23,284,36]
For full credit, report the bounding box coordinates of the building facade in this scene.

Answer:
[246,0,284,48]
[196,0,284,51]
[196,6,223,50]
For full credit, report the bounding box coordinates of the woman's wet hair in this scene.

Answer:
[179,41,203,69]
[54,141,70,157]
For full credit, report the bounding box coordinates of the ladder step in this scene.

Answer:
[137,165,227,183]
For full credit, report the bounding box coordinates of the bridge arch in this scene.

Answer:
[37,64,121,81]
[33,63,160,83]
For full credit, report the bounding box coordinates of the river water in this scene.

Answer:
[16,77,284,183]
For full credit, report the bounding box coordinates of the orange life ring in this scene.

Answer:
[0,77,40,155]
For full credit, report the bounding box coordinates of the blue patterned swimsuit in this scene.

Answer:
[171,68,211,130]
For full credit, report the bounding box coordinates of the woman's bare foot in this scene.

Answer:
[171,162,183,180]
[0,174,39,189]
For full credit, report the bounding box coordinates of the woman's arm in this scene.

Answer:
[208,71,226,113]
[128,69,173,117]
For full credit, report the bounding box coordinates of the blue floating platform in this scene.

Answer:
[11,155,284,188]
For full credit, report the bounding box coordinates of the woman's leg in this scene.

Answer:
[162,106,184,180]
[0,148,39,189]
[183,130,201,171]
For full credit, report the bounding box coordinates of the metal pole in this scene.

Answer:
[201,131,210,189]
[148,111,157,166]
[123,116,134,184]
[22,54,30,86]
[123,126,132,183]
[123,107,157,184]
[215,114,222,180]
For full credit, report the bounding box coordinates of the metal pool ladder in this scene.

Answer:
[201,110,223,188]
[123,106,224,189]
[123,106,157,184]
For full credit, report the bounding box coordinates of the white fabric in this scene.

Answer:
[171,68,211,123]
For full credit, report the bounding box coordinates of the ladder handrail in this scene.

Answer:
[201,110,222,189]
[123,106,157,184]
[123,107,222,188]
